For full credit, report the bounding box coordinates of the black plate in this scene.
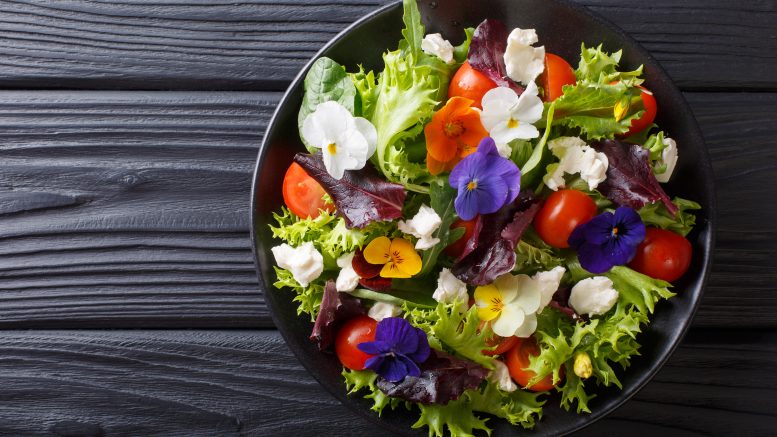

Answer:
[250,0,716,434]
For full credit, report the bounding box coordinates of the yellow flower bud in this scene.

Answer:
[614,96,631,122]
[573,352,593,379]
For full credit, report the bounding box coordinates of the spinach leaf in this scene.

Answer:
[298,57,357,150]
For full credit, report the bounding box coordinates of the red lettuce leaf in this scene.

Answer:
[310,280,366,351]
[294,153,407,229]
[455,215,483,263]
[375,349,488,405]
[351,248,382,279]
[591,140,678,216]
[358,277,393,292]
[547,286,585,322]
[467,19,524,95]
[452,191,542,286]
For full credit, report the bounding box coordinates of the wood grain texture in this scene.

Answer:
[0,0,773,90]
[1,91,776,328]
[0,328,773,436]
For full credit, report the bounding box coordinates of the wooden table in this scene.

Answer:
[0,1,775,435]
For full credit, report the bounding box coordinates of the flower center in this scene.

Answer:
[390,250,405,265]
[444,121,465,138]
[489,296,504,313]
[466,180,478,191]
[507,118,519,129]
[612,226,619,236]
[327,142,337,155]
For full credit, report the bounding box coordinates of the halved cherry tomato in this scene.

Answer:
[539,53,576,101]
[448,61,498,109]
[282,162,334,219]
[623,86,658,137]
[505,337,559,392]
[629,227,692,282]
[444,218,478,259]
[335,315,377,371]
[484,335,520,356]
[534,189,598,249]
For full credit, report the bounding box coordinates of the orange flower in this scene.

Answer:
[424,96,489,175]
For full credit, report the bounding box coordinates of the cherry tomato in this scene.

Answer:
[534,190,598,249]
[539,53,576,101]
[448,61,498,109]
[282,162,334,219]
[335,315,378,371]
[484,335,520,356]
[624,86,658,137]
[629,227,692,282]
[444,218,478,259]
[505,337,558,392]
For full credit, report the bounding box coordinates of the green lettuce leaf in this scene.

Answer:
[430,301,496,368]
[342,369,400,415]
[349,66,379,119]
[412,398,491,437]
[639,197,701,236]
[298,57,357,151]
[273,267,326,321]
[513,229,564,275]
[419,182,466,277]
[576,43,644,86]
[468,383,545,429]
[550,81,644,140]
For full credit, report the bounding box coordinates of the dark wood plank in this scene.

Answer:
[1,91,775,328]
[0,0,773,90]
[0,328,773,436]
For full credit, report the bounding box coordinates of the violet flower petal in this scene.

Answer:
[614,206,646,246]
[377,355,410,383]
[357,339,390,355]
[454,189,481,221]
[576,242,615,274]
[406,327,431,363]
[396,354,422,378]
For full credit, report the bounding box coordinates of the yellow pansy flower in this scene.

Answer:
[363,236,422,279]
[474,273,541,338]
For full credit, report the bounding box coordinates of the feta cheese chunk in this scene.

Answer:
[534,266,566,313]
[398,204,442,250]
[503,28,545,86]
[421,33,455,64]
[271,242,323,287]
[489,360,517,392]
[655,137,678,183]
[569,276,619,316]
[433,268,468,304]
[368,302,402,322]
[335,252,360,292]
[545,136,609,191]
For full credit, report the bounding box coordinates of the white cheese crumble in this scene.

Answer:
[421,33,455,64]
[655,137,678,183]
[368,302,402,322]
[433,268,468,304]
[534,266,566,313]
[335,252,360,292]
[544,136,609,191]
[398,204,442,250]
[489,360,517,392]
[569,276,619,316]
[503,28,545,86]
[271,242,323,287]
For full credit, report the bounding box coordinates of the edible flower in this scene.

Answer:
[569,206,646,274]
[503,28,545,86]
[363,236,423,278]
[424,97,488,175]
[301,100,377,179]
[480,83,544,157]
[573,352,593,379]
[358,317,431,382]
[474,273,541,338]
[449,137,521,221]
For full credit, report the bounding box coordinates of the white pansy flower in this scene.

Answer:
[544,136,609,191]
[489,360,517,392]
[569,276,619,316]
[368,302,402,321]
[534,266,566,313]
[335,252,360,292]
[398,204,442,250]
[655,137,678,183]
[301,101,377,179]
[503,28,545,86]
[433,268,468,304]
[421,33,455,64]
[271,242,323,287]
[475,273,541,338]
[480,83,544,153]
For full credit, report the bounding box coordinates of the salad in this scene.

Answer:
[268,0,701,435]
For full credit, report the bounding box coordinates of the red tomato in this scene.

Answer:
[484,335,520,356]
[444,218,478,259]
[505,337,558,392]
[534,190,598,249]
[624,86,658,137]
[540,53,576,101]
[335,316,377,371]
[448,61,498,109]
[629,227,692,282]
[282,162,334,219]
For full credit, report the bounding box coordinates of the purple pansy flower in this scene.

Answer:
[449,137,521,221]
[357,317,430,382]
[569,206,647,274]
